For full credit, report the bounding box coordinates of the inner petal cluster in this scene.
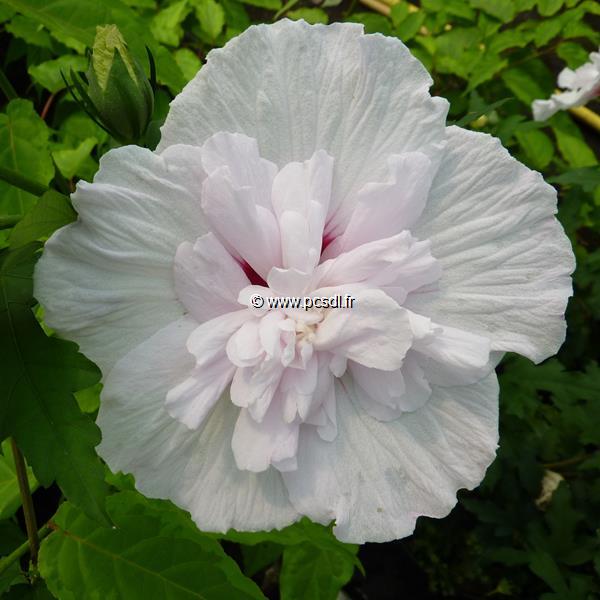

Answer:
[166,132,492,474]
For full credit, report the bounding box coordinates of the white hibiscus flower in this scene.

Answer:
[532,47,600,120]
[34,20,575,543]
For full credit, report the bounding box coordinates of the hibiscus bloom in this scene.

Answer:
[532,47,600,120]
[35,20,574,543]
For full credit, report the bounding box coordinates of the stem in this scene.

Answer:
[40,93,56,121]
[10,439,40,565]
[0,166,48,197]
[543,453,592,470]
[0,215,22,229]
[0,525,51,576]
[0,69,18,101]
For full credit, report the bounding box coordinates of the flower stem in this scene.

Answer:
[0,166,48,197]
[10,439,40,565]
[0,69,18,101]
[569,105,600,135]
[0,525,51,576]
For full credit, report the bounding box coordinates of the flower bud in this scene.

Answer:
[72,25,154,144]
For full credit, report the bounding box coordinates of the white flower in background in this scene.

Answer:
[35,20,575,543]
[532,48,600,120]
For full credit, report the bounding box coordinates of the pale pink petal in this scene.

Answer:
[313,289,412,371]
[271,150,334,273]
[174,233,250,323]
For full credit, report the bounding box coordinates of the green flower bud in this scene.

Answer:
[76,25,155,144]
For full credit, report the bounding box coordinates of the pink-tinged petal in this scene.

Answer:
[200,132,277,208]
[325,152,433,258]
[35,144,208,375]
[165,310,252,429]
[409,126,574,363]
[267,267,312,297]
[283,372,498,543]
[202,166,281,280]
[226,319,263,368]
[158,20,448,235]
[280,355,319,423]
[232,401,300,473]
[97,318,299,532]
[314,232,441,301]
[230,358,285,422]
[313,289,412,371]
[271,150,334,273]
[174,233,250,323]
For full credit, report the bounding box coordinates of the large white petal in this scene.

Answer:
[408,126,574,363]
[283,373,498,543]
[98,317,299,532]
[34,144,208,375]
[158,20,448,234]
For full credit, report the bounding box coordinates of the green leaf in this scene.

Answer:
[0,244,109,524]
[0,440,38,520]
[549,167,600,192]
[0,99,54,216]
[241,542,283,577]
[515,128,554,170]
[2,0,186,92]
[287,7,328,24]
[239,0,281,9]
[556,41,590,69]
[5,15,52,48]
[451,97,512,126]
[550,112,597,168]
[0,521,27,594]
[9,190,75,249]
[39,493,265,600]
[537,0,564,16]
[280,543,357,600]
[349,12,393,36]
[28,55,87,92]
[470,0,515,22]
[174,48,202,82]
[192,0,226,40]
[501,60,554,105]
[52,137,98,180]
[151,0,191,47]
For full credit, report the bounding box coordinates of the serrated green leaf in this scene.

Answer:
[239,0,281,9]
[174,48,201,82]
[151,0,191,47]
[287,7,328,24]
[1,0,186,92]
[0,99,54,216]
[0,440,38,520]
[39,493,265,600]
[52,137,97,180]
[0,244,109,524]
[280,542,357,600]
[516,128,554,170]
[501,61,554,104]
[5,15,52,48]
[9,190,75,249]
[28,54,87,92]
[550,112,597,168]
[470,0,515,22]
[192,0,226,40]
[537,0,564,16]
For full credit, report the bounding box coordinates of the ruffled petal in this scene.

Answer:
[34,144,208,374]
[272,150,333,273]
[408,126,574,363]
[158,20,448,235]
[313,289,412,370]
[283,372,498,543]
[174,233,250,323]
[98,317,299,532]
[324,152,434,257]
